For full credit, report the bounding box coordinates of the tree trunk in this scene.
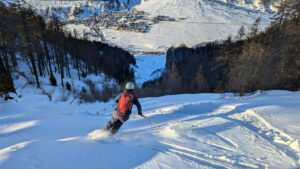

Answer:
[43,41,53,75]
[20,9,40,87]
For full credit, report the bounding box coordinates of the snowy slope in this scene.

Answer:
[22,0,141,16]
[101,0,275,54]
[133,53,166,85]
[212,0,281,12]
[1,0,283,85]
[3,0,281,54]
[1,89,300,169]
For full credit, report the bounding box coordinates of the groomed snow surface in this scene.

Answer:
[1,90,300,169]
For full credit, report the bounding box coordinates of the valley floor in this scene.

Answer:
[1,90,300,169]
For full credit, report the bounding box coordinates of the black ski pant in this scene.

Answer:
[103,116,123,135]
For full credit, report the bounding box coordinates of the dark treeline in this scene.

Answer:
[140,0,300,97]
[0,2,135,99]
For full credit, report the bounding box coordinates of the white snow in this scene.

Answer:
[7,0,279,55]
[2,0,282,87]
[0,141,34,165]
[133,53,166,85]
[100,0,274,54]
[1,90,300,168]
[87,129,111,140]
[0,120,40,135]
[11,55,119,104]
[1,0,299,168]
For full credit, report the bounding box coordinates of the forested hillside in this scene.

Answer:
[0,2,135,99]
[141,0,300,96]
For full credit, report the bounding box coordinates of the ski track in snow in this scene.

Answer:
[229,109,300,166]
[0,90,300,168]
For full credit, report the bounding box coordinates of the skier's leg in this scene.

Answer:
[110,120,123,135]
[103,116,117,131]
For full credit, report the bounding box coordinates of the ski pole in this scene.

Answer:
[141,115,162,128]
[96,104,114,115]
[70,91,81,105]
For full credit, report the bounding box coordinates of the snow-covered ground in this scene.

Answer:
[1,89,300,169]
[6,0,279,54]
[1,0,281,85]
[133,53,166,86]
[99,0,274,54]
[2,1,299,167]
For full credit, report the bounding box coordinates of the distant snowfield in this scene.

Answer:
[100,0,273,54]
[133,53,166,85]
[102,0,275,84]
[39,0,276,54]
[1,90,300,169]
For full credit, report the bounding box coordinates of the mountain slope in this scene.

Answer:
[101,0,277,54]
[1,90,300,168]
[3,0,282,54]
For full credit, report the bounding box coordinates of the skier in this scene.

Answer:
[103,82,142,135]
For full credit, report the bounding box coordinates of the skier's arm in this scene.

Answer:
[133,97,142,115]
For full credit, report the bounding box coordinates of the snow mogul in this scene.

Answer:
[103,82,142,134]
